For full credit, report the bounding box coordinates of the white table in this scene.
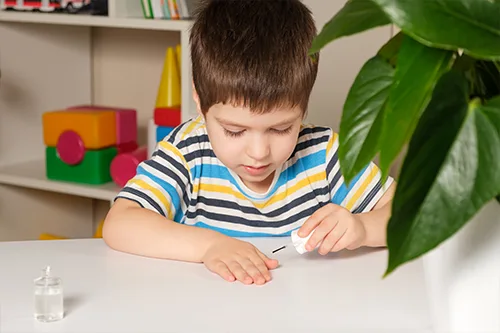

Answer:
[0,238,433,333]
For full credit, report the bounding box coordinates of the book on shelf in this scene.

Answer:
[141,0,200,20]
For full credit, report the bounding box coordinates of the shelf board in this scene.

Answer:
[0,160,121,201]
[0,11,192,31]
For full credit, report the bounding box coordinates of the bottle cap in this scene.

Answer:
[291,229,315,254]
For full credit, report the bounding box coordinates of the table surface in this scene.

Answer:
[0,238,433,333]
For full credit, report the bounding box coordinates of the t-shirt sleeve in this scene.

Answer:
[114,140,192,222]
[325,130,394,213]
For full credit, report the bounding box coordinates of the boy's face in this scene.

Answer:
[201,103,303,193]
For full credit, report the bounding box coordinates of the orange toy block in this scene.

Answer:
[43,109,117,149]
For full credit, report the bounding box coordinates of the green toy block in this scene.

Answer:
[46,146,117,185]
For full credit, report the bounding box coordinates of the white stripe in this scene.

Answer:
[191,192,326,224]
[184,211,308,235]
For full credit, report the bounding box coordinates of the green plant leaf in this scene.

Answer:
[309,0,391,54]
[385,72,500,276]
[377,31,404,67]
[338,56,394,184]
[338,33,404,184]
[474,60,500,100]
[371,0,500,60]
[378,36,454,179]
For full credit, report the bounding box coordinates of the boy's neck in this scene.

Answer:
[241,171,276,194]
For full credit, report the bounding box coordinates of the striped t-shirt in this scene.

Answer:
[115,116,393,237]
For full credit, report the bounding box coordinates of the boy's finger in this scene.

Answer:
[320,226,347,254]
[306,218,338,251]
[208,261,235,282]
[298,204,333,237]
[240,258,266,285]
[249,253,272,282]
[256,250,279,269]
[226,260,253,285]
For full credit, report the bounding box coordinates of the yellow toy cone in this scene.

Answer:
[176,44,181,70]
[155,47,181,108]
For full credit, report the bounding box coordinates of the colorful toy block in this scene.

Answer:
[42,105,140,185]
[154,106,181,127]
[110,146,148,187]
[156,46,181,109]
[43,109,116,150]
[68,105,137,145]
[46,146,117,184]
[156,126,175,142]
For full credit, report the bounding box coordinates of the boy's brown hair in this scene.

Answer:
[190,0,319,115]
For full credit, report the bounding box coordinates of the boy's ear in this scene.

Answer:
[192,81,203,118]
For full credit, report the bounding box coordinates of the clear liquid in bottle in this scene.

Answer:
[34,266,64,322]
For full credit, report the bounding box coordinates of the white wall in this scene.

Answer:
[304,0,393,131]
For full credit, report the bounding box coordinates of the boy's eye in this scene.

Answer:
[271,126,292,135]
[223,128,245,137]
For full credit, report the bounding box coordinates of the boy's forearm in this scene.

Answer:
[103,202,223,262]
[357,202,392,247]
[357,182,396,248]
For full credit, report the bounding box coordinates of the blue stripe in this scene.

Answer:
[173,210,185,223]
[189,150,326,200]
[192,222,294,237]
[136,165,180,215]
[331,164,368,205]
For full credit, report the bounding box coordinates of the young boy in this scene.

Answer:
[103,0,395,285]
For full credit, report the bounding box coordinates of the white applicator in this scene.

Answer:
[272,229,319,254]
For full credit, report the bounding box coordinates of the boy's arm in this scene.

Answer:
[356,181,396,248]
[103,198,225,262]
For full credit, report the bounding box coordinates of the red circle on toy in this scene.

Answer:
[56,130,85,165]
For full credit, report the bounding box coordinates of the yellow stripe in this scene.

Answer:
[158,141,190,172]
[193,171,326,209]
[326,132,337,156]
[345,165,379,210]
[181,117,202,139]
[128,179,174,219]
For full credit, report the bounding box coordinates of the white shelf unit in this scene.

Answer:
[0,1,195,241]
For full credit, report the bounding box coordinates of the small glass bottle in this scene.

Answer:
[34,266,64,322]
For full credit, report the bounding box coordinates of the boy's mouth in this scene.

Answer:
[243,164,270,176]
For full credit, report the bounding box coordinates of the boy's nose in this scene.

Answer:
[246,138,270,161]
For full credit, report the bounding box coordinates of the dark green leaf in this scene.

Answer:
[338,56,394,184]
[309,0,390,54]
[378,36,454,179]
[474,61,500,100]
[377,31,404,67]
[385,72,500,276]
[371,0,500,60]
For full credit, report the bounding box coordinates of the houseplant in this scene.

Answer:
[309,0,500,332]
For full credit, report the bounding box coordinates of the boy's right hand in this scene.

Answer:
[201,236,279,285]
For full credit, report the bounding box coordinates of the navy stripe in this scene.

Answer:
[189,185,329,218]
[329,168,342,197]
[300,126,329,136]
[177,134,210,150]
[186,202,323,228]
[326,150,337,177]
[184,149,217,164]
[155,150,191,187]
[143,159,190,208]
[167,120,191,144]
[117,188,165,217]
[289,134,330,160]
[353,180,382,214]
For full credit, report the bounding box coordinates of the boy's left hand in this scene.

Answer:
[298,203,366,255]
